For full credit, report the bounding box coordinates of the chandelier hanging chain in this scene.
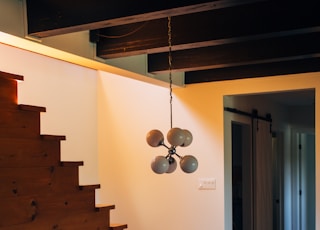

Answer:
[168,16,173,129]
[145,16,198,174]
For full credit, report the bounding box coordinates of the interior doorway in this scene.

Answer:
[224,89,315,230]
[232,122,252,230]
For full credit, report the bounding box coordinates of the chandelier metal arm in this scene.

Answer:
[174,152,182,159]
[161,142,170,149]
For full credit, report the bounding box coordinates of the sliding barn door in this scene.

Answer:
[253,118,273,230]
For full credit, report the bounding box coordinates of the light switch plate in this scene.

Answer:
[198,178,216,190]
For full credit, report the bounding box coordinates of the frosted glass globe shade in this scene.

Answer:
[180,155,198,173]
[146,129,164,147]
[151,156,169,174]
[166,157,177,173]
[181,129,193,147]
[167,127,185,146]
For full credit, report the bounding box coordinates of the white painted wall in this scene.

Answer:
[172,76,319,230]
[96,70,320,229]
[96,71,222,229]
[1,40,319,229]
[0,42,99,185]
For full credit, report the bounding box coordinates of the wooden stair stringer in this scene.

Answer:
[0,70,127,229]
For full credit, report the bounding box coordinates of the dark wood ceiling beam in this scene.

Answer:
[184,57,320,83]
[95,1,320,59]
[148,32,320,73]
[26,0,256,38]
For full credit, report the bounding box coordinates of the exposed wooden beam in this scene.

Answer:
[24,0,320,84]
[184,57,320,83]
[95,1,320,59]
[26,0,257,38]
[148,32,320,73]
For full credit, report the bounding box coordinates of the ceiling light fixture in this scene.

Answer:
[146,16,198,174]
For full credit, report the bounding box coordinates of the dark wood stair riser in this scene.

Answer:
[0,191,110,229]
[0,166,82,197]
[0,210,111,230]
[0,109,42,138]
[0,77,19,109]
[0,138,61,168]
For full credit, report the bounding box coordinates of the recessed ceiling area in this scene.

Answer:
[262,89,315,107]
[230,89,315,109]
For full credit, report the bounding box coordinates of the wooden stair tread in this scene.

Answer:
[60,161,84,167]
[0,71,23,81]
[95,204,115,211]
[19,104,46,112]
[110,223,128,230]
[41,134,66,141]
[79,184,101,191]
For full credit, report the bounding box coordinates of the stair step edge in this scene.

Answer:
[95,204,115,212]
[79,184,101,191]
[19,104,46,112]
[41,134,66,141]
[0,71,24,81]
[60,161,84,167]
[110,223,128,230]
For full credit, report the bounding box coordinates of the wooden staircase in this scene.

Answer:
[0,71,127,230]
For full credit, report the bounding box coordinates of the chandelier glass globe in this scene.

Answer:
[180,155,198,173]
[146,128,198,174]
[151,156,169,174]
[166,157,177,173]
[181,129,193,147]
[167,127,186,146]
[146,129,164,147]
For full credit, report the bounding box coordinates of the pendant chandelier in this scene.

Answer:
[146,16,198,174]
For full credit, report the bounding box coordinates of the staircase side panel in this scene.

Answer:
[0,77,18,109]
[0,109,42,138]
[0,138,61,168]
